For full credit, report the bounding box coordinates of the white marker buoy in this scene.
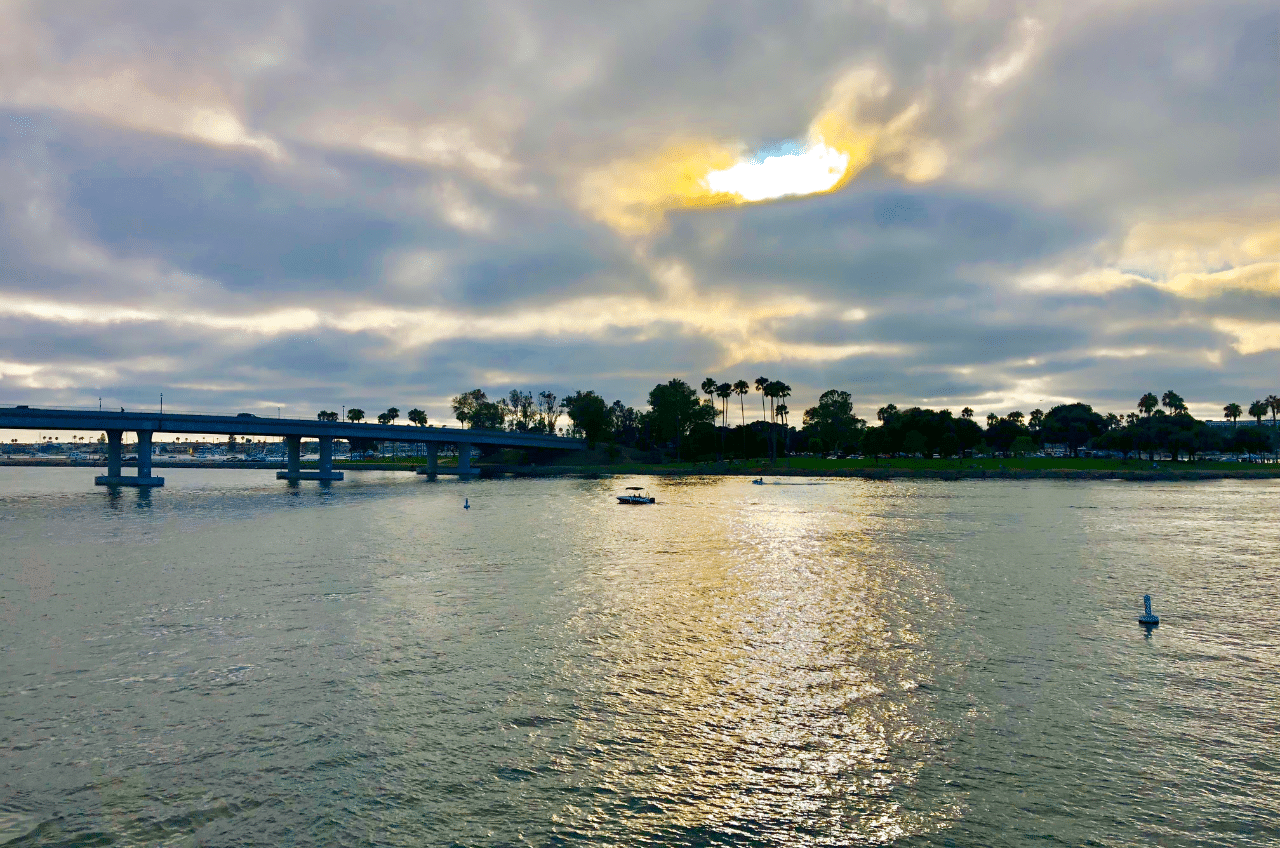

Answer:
[464,497,470,510]
[1138,594,1159,629]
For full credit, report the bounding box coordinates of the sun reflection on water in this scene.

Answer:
[553,477,961,844]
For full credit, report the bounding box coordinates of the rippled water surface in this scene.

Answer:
[1,468,1278,846]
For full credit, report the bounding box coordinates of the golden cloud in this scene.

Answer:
[579,67,945,235]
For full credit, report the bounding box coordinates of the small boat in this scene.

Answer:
[751,477,765,484]
[616,486,656,504]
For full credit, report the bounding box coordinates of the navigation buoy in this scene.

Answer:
[1138,594,1159,630]
[464,498,470,510]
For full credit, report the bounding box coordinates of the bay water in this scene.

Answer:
[1,468,1278,846]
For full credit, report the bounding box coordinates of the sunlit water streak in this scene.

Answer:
[1,469,1277,846]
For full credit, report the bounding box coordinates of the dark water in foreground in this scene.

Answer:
[1,468,1277,847]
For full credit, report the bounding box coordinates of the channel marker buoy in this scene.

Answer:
[1138,594,1159,629]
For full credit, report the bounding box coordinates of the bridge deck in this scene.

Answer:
[0,406,584,450]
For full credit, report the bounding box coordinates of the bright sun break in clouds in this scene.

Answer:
[580,67,945,235]
[703,141,850,202]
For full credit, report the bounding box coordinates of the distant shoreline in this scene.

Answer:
[4,457,1277,481]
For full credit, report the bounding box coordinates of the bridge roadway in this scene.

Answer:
[0,406,585,487]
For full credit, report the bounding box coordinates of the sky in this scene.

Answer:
[0,0,1276,430]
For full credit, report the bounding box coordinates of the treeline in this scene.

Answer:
[323,384,1280,463]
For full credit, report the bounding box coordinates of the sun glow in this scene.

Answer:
[580,67,945,235]
[703,142,850,202]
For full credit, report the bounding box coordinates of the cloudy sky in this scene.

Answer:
[1,0,1276,427]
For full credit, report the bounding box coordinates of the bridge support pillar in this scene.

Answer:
[106,430,122,478]
[277,434,342,481]
[96,429,164,487]
[417,443,438,480]
[457,442,476,476]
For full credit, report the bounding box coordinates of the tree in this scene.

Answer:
[452,389,487,427]
[1041,403,1106,457]
[408,408,428,426]
[1268,395,1280,424]
[902,430,927,456]
[1103,412,1121,431]
[468,401,506,431]
[649,379,714,461]
[1224,403,1242,425]
[1139,392,1159,417]
[802,390,865,455]
[701,377,718,409]
[1249,399,1268,425]
[715,382,733,459]
[877,404,898,422]
[347,408,365,423]
[1028,409,1044,431]
[754,376,770,423]
[537,391,559,434]
[986,412,999,428]
[1161,390,1187,416]
[317,410,340,422]
[506,390,535,431]
[733,380,750,453]
[562,391,611,446]
[961,407,974,419]
[1125,412,1140,426]
[377,407,400,426]
[1006,410,1025,426]
[1010,435,1037,456]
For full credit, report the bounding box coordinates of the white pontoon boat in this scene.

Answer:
[616,486,656,504]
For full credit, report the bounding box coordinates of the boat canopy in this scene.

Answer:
[625,486,644,490]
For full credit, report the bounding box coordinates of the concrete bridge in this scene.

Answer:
[0,406,585,487]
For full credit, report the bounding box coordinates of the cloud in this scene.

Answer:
[579,66,947,234]
[1,0,1277,428]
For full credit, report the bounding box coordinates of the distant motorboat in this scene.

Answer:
[617,486,656,504]
[751,477,765,484]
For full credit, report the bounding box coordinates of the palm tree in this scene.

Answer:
[701,377,718,406]
[1006,410,1024,426]
[347,408,365,423]
[776,403,788,427]
[733,380,750,427]
[1249,399,1268,425]
[732,380,750,455]
[877,404,898,422]
[1268,394,1280,424]
[1029,409,1044,431]
[986,413,999,428]
[1160,390,1186,415]
[961,407,974,419]
[754,376,770,424]
[1138,392,1159,417]
[408,408,428,426]
[715,382,732,460]
[775,382,791,417]
[1224,403,1242,426]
